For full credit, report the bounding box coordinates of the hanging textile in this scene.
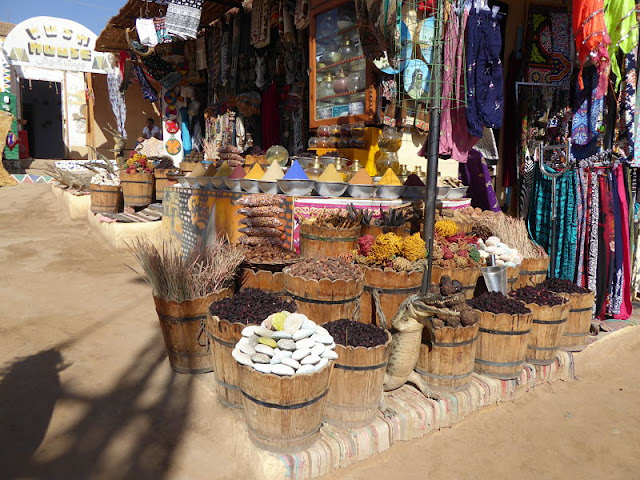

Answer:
[527,167,578,280]
[165,0,203,40]
[465,7,504,138]
[524,6,571,88]
[354,0,385,61]
[604,0,638,86]
[596,172,615,317]
[136,18,159,47]
[196,35,207,70]
[459,149,501,212]
[294,0,309,29]
[436,7,479,162]
[107,69,127,138]
[140,52,182,89]
[614,164,633,318]
[180,107,192,154]
[620,52,637,161]
[572,0,610,97]
[261,82,280,149]
[133,64,158,102]
[154,17,173,44]
[251,0,272,48]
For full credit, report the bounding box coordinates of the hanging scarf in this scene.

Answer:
[251,0,272,48]
[107,69,127,138]
[166,0,203,40]
[133,64,158,102]
[614,164,633,318]
[136,18,158,47]
[604,0,638,86]
[572,0,611,97]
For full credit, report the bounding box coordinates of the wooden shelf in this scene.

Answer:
[318,55,365,72]
[317,89,365,102]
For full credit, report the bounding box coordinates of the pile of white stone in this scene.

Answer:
[232,312,337,376]
[477,236,522,267]
[90,169,120,186]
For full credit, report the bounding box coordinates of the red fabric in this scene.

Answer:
[261,82,281,150]
[572,0,610,97]
[613,165,632,319]
[18,130,29,159]
[597,173,614,319]
[118,50,129,77]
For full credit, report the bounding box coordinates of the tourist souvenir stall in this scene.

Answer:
[93,0,640,476]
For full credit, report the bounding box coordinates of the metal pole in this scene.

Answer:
[420,2,444,295]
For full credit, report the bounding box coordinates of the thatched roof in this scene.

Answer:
[0,22,15,38]
[95,0,241,52]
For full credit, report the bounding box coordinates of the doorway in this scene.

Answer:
[20,79,65,159]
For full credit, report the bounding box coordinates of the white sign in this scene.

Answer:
[3,16,111,74]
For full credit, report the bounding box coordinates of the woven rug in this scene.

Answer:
[98,204,163,223]
[273,352,574,479]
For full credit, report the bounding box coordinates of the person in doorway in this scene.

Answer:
[139,118,161,142]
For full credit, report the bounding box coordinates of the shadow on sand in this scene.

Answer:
[0,335,194,480]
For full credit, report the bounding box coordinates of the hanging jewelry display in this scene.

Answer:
[165,119,182,155]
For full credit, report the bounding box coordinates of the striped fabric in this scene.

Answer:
[272,353,575,479]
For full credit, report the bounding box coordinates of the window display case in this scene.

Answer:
[309,0,377,128]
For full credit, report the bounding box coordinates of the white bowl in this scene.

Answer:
[176,176,189,187]
[277,179,315,196]
[347,184,377,198]
[240,178,261,193]
[224,178,243,192]
[314,182,349,197]
[258,180,280,194]
[184,177,204,188]
[376,185,405,200]
[212,177,227,189]
[446,186,468,199]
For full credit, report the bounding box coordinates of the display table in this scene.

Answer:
[162,186,408,255]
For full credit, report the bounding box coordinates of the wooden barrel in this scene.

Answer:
[361,224,409,237]
[120,172,155,207]
[208,316,248,408]
[282,268,364,324]
[361,267,423,327]
[240,361,334,452]
[431,266,481,300]
[514,257,550,289]
[507,265,521,292]
[474,310,533,380]
[416,322,479,391]
[239,260,298,296]
[525,301,569,365]
[153,287,233,374]
[323,331,391,428]
[299,224,361,259]
[180,161,198,173]
[557,291,595,352]
[90,183,121,214]
[154,168,177,202]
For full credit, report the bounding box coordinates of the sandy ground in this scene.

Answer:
[1,184,640,480]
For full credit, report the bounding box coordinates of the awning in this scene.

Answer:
[95,0,242,52]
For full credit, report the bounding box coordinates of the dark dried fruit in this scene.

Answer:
[324,319,388,348]
[209,288,296,325]
[510,286,565,306]
[467,292,531,315]
[542,278,591,294]
[439,276,457,296]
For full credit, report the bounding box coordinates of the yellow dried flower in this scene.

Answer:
[366,233,403,264]
[435,220,458,237]
[401,233,426,262]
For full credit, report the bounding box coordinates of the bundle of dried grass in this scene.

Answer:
[129,239,244,303]
[473,214,547,258]
[202,139,218,163]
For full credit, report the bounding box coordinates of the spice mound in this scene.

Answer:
[542,278,591,294]
[467,292,531,315]
[510,286,565,307]
[210,288,296,325]
[323,319,388,348]
[286,257,362,281]
[232,311,338,375]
